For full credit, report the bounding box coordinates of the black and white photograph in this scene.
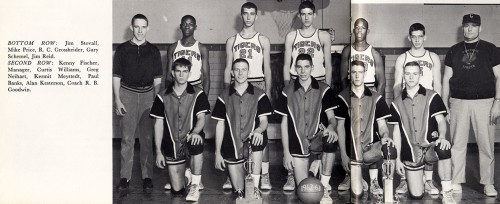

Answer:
[2,0,500,203]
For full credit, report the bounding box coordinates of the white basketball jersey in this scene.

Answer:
[350,45,376,86]
[290,29,325,81]
[173,40,202,85]
[232,33,264,82]
[403,50,435,90]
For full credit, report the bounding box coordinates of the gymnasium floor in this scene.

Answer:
[113,139,500,204]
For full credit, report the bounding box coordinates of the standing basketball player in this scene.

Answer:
[282,1,332,86]
[114,14,162,195]
[223,2,273,190]
[163,14,210,191]
[340,18,385,94]
[167,15,210,93]
[281,1,333,191]
[442,13,500,196]
[393,23,442,195]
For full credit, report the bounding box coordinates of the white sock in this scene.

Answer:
[191,174,201,186]
[369,169,378,181]
[262,162,269,174]
[251,174,261,188]
[320,174,331,187]
[424,170,433,181]
[441,180,452,192]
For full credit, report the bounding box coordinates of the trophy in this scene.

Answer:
[236,142,262,204]
[382,144,395,203]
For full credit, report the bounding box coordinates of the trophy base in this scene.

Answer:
[384,178,393,203]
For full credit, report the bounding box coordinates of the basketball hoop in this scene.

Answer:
[271,10,297,41]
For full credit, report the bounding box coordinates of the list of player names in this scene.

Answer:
[5,40,101,92]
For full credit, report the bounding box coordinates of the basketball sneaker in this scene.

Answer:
[283,173,295,191]
[321,186,333,202]
[260,173,272,190]
[484,185,498,197]
[370,179,383,195]
[442,189,457,204]
[185,168,204,190]
[223,177,233,190]
[186,184,200,201]
[396,179,408,194]
[424,180,439,195]
[338,174,350,191]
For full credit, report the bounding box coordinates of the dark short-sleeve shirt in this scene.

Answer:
[275,78,337,155]
[388,85,447,153]
[335,86,390,160]
[212,83,273,142]
[113,41,163,89]
[445,40,500,99]
[150,84,210,145]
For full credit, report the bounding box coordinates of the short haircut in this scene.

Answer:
[131,14,148,26]
[299,1,316,13]
[181,15,197,25]
[409,23,425,35]
[404,61,422,72]
[172,58,192,71]
[295,53,313,65]
[232,58,249,69]
[351,60,366,71]
[241,2,258,13]
[354,18,368,29]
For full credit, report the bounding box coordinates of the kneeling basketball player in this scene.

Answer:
[150,58,211,202]
[388,61,455,204]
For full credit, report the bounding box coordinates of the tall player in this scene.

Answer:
[223,2,273,190]
[393,23,442,195]
[340,18,385,94]
[167,15,210,93]
[281,0,333,191]
[283,1,332,85]
[164,15,210,190]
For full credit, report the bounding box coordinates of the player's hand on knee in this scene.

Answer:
[323,127,338,143]
[436,138,451,150]
[396,160,405,176]
[214,153,226,171]
[250,131,263,146]
[156,153,165,169]
[115,101,127,116]
[188,133,203,145]
[283,152,294,171]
